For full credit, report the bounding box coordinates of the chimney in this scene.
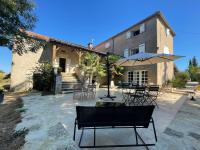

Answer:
[88,42,93,50]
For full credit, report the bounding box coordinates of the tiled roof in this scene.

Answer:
[26,31,106,55]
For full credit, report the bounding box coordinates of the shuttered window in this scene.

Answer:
[124,48,129,57]
[139,43,145,53]
[140,23,145,33]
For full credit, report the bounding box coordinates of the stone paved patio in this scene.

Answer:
[16,88,193,150]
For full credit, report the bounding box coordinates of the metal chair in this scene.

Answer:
[145,85,159,107]
[73,84,86,100]
[86,84,96,99]
[129,86,146,106]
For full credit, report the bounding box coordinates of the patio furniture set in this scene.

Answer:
[73,84,96,100]
[73,84,160,149]
[72,52,182,149]
[121,82,159,107]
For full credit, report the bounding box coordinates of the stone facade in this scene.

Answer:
[11,43,53,91]
[95,12,175,85]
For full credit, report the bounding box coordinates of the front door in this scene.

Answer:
[59,58,66,72]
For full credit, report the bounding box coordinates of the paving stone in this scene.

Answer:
[29,124,41,131]
[164,128,184,138]
[188,132,200,141]
[48,122,69,138]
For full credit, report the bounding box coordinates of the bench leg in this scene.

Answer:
[94,127,96,146]
[79,128,84,147]
[151,118,157,142]
[73,119,77,141]
[134,127,138,145]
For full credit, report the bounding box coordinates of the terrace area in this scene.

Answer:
[15,88,200,150]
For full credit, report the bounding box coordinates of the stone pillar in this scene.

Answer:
[54,75,62,94]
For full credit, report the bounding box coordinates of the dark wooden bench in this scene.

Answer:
[73,105,157,149]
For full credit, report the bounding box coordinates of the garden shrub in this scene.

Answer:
[33,62,54,92]
[172,72,189,88]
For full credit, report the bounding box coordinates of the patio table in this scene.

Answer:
[95,101,125,107]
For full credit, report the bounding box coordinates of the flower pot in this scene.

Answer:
[0,93,4,103]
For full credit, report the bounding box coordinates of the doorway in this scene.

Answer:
[59,58,66,72]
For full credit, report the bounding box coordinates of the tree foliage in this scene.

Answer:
[187,56,200,81]
[33,62,53,91]
[108,54,124,80]
[172,72,189,88]
[79,52,106,84]
[0,0,46,54]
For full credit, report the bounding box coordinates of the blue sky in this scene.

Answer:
[1,0,200,73]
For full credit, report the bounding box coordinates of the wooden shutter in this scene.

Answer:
[124,48,129,57]
[139,43,145,52]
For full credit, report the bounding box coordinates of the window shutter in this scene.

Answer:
[139,43,145,52]
[105,42,110,49]
[164,46,169,54]
[126,32,131,39]
[140,23,145,33]
[124,48,129,57]
[166,28,170,36]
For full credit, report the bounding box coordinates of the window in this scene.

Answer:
[132,30,140,36]
[164,46,169,54]
[124,48,129,58]
[166,28,170,36]
[129,48,139,56]
[139,43,145,53]
[105,42,110,49]
[141,71,148,85]
[128,70,148,85]
[128,72,133,83]
[126,32,131,39]
[140,23,145,33]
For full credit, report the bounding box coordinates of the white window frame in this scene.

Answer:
[164,45,170,54]
[127,70,148,85]
[124,48,129,58]
[139,43,145,53]
[166,28,170,36]
[126,31,131,39]
[140,23,145,33]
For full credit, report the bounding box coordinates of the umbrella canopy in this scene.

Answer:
[116,52,183,66]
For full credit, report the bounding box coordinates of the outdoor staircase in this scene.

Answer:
[61,73,81,94]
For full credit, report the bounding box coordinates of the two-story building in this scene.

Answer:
[95,11,176,86]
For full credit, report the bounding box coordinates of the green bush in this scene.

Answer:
[33,62,54,92]
[172,72,189,88]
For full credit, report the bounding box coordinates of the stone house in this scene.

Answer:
[95,11,175,85]
[11,32,105,92]
[11,11,175,91]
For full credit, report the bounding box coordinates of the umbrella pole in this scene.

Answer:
[99,52,116,100]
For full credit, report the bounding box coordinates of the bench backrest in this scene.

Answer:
[76,105,155,129]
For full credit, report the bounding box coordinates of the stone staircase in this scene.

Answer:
[61,73,81,94]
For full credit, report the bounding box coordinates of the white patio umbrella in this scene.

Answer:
[116,52,183,66]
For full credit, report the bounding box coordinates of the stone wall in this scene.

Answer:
[11,43,53,92]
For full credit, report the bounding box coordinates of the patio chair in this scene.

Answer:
[73,84,87,100]
[121,82,131,104]
[73,105,157,149]
[145,85,159,107]
[86,84,96,99]
[129,86,146,106]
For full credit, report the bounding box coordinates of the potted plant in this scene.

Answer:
[0,89,4,103]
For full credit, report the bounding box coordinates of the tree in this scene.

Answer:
[187,56,200,81]
[108,54,124,81]
[0,0,46,54]
[79,52,106,85]
[192,56,198,67]
[189,59,192,67]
